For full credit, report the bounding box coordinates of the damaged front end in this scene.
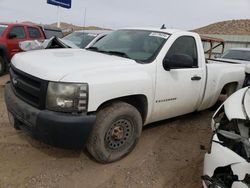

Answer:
[202,87,250,188]
[19,37,78,51]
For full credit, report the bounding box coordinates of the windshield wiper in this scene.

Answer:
[105,50,130,59]
[86,48,132,60]
[86,46,99,51]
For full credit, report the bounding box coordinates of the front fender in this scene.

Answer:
[87,70,154,114]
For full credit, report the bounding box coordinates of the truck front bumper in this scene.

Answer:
[4,83,96,149]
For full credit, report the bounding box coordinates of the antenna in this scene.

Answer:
[83,8,87,28]
[161,24,166,29]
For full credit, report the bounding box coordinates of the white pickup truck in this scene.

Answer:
[4,28,248,163]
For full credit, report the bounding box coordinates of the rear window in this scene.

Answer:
[28,27,41,39]
[0,24,8,36]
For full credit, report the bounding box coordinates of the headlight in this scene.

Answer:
[46,82,88,113]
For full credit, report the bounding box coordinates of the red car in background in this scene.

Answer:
[0,22,63,75]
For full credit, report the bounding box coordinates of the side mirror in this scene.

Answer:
[9,33,17,39]
[163,54,194,71]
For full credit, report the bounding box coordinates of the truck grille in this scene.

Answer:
[9,66,48,109]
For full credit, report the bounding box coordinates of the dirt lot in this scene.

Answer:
[0,76,213,188]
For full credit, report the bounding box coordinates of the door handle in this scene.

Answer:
[191,76,201,81]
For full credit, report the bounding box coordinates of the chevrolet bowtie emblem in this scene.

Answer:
[12,77,18,85]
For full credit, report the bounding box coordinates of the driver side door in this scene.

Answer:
[152,35,205,122]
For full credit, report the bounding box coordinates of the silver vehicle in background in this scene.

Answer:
[217,48,250,64]
[63,30,111,48]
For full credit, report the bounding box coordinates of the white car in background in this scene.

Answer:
[63,30,111,49]
[202,87,250,188]
[216,48,250,64]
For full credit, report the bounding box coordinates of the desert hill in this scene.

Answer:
[194,19,250,35]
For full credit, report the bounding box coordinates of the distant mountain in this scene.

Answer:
[47,22,109,31]
[193,19,250,35]
[22,21,109,31]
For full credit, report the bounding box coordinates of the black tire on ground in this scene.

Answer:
[86,102,142,163]
[0,56,5,76]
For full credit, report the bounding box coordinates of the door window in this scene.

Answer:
[165,36,198,68]
[28,27,41,39]
[9,26,26,39]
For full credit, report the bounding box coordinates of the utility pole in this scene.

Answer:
[57,6,61,28]
[83,8,87,28]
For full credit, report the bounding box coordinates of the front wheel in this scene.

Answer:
[86,102,142,163]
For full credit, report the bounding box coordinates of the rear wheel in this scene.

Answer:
[87,102,142,163]
[209,83,237,111]
[0,56,5,76]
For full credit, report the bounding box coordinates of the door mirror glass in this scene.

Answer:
[163,54,194,71]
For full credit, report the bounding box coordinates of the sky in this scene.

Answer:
[0,0,250,30]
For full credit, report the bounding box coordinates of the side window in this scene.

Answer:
[165,36,198,68]
[28,27,41,39]
[9,26,26,39]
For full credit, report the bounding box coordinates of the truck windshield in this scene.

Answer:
[0,24,7,37]
[63,32,97,48]
[89,29,169,63]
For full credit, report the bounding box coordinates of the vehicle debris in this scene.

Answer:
[203,87,250,188]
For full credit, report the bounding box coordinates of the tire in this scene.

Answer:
[87,102,142,163]
[0,56,5,76]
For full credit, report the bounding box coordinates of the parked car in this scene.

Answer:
[4,28,250,163]
[0,22,46,75]
[216,48,250,64]
[202,87,250,188]
[63,30,110,49]
[0,22,63,75]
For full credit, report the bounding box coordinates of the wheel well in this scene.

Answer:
[221,82,238,96]
[97,95,148,123]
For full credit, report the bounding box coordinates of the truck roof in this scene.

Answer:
[120,27,186,35]
[227,48,250,52]
[0,22,40,27]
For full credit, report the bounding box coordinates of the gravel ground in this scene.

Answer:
[0,77,213,188]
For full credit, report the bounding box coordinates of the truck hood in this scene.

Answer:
[12,49,139,82]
